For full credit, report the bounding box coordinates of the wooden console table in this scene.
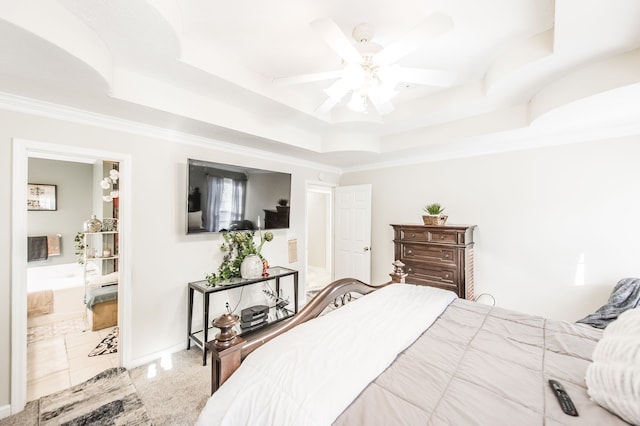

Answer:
[187,267,298,365]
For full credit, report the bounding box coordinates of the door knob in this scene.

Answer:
[364,246,371,252]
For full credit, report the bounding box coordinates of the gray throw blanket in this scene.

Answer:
[576,277,640,328]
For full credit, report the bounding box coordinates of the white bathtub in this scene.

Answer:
[27,263,87,317]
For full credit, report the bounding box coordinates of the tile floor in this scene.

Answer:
[27,317,118,402]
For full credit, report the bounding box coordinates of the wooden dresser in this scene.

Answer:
[391,224,476,299]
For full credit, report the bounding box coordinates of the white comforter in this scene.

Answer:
[196,283,456,426]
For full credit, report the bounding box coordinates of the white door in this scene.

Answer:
[334,184,372,283]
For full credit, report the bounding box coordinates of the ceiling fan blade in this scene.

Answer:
[323,79,351,102]
[316,78,351,113]
[392,67,458,87]
[316,97,339,114]
[374,12,453,66]
[273,70,342,86]
[368,92,395,115]
[310,18,363,64]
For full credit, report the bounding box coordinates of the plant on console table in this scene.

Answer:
[206,230,274,286]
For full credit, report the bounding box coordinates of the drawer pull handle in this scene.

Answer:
[407,250,412,254]
[444,274,450,279]
[440,235,445,240]
[411,233,416,238]
[444,254,449,258]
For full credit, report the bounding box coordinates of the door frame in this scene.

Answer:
[304,181,335,296]
[11,138,132,414]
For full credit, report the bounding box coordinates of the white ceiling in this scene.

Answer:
[1,0,640,171]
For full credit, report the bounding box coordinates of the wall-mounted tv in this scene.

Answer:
[186,159,292,234]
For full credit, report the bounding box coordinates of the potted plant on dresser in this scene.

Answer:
[422,203,448,225]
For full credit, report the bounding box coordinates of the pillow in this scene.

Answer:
[188,211,203,229]
[585,307,640,424]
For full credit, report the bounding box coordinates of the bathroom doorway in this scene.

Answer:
[11,139,131,414]
[25,156,120,402]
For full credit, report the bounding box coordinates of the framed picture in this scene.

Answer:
[27,183,57,211]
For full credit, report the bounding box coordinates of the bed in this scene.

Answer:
[196,271,639,425]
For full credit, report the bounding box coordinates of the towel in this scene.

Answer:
[47,234,61,256]
[576,277,640,328]
[27,236,48,262]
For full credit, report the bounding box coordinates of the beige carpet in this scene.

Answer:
[0,349,210,426]
[129,349,210,425]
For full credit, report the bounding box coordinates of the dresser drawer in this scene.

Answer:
[399,228,460,245]
[411,279,459,294]
[403,260,458,286]
[402,243,457,265]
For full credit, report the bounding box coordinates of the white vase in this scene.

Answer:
[240,254,263,279]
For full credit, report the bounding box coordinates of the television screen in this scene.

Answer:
[187,159,292,234]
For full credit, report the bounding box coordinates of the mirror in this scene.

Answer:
[187,159,292,234]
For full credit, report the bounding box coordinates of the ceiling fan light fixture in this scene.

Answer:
[308,14,453,116]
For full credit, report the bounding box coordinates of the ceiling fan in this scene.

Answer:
[274,13,456,115]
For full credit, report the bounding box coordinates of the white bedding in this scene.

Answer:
[196,283,456,426]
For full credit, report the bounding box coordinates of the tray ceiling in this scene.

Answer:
[1,0,639,170]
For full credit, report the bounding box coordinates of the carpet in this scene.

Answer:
[39,367,151,425]
[89,327,118,357]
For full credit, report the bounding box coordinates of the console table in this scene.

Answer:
[187,267,298,365]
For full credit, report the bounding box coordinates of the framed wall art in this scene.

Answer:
[27,183,57,211]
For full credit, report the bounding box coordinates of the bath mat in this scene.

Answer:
[88,327,118,357]
[39,367,151,425]
[27,317,86,344]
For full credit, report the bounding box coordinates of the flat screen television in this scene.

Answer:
[186,159,292,234]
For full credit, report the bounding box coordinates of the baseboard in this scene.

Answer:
[0,404,12,420]
[127,341,188,370]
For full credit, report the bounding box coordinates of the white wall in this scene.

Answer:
[339,137,640,322]
[0,107,339,409]
[307,191,328,268]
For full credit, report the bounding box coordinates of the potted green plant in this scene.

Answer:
[422,203,448,225]
[74,231,85,264]
[206,230,274,286]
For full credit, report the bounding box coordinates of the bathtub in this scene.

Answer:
[27,263,87,317]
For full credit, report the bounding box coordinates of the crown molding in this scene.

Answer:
[342,120,640,173]
[0,92,342,175]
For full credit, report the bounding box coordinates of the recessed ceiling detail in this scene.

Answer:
[0,0,639,170]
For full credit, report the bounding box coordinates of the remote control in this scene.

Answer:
[549,379,579,416]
